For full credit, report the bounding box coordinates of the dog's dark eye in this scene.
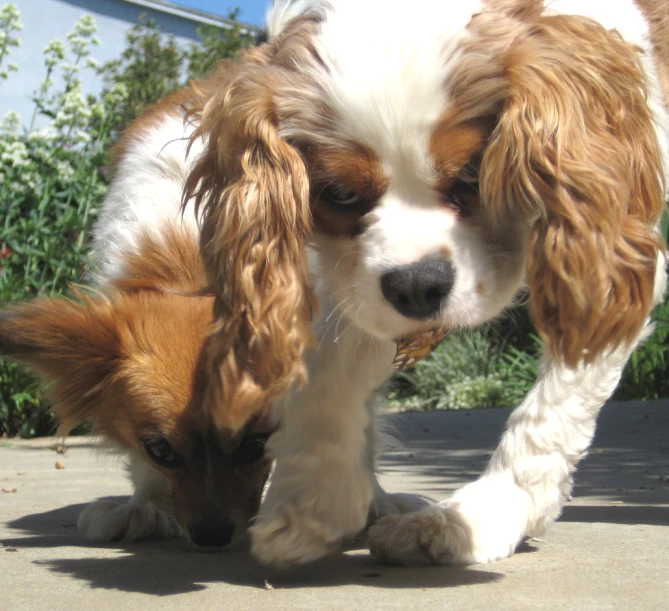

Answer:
[233,433,270,465]
[143,438,184,469]
[442,180,478,215]
[321,183,362,207]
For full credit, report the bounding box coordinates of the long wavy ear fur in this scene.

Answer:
[480,8,666,366]
[184,52,316,432]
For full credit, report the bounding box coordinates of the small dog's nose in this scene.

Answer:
[381,260,455,320]
[189,519,236,548]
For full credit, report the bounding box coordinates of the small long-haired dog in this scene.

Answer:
[175,0,669,566]
[0,228,276,547]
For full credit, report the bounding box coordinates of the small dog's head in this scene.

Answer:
[189,0,665,395]
[0,231,274,548]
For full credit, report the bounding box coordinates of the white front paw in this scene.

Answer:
[77,499,181,542]
[368,478,529,565]
[250,457,373,567]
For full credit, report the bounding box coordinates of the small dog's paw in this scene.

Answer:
[367,491,434,526]
[77,499,181,542]
[251,458,373,567]
[368,481,528,565]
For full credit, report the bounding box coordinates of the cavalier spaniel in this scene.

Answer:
[175,0,667,565]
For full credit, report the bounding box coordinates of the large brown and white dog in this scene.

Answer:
[175,0,669,566]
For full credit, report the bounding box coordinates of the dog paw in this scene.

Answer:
[368,480,529,565]
[77,499,181,542]
[250,505,346,567]
[367,491,434,526]
[250,458,373,567]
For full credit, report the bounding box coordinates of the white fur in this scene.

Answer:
[248,0,669,567]
[93,112,202,282]
[77,455,181,542]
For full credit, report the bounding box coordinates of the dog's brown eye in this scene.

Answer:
[143,438,184,469]
[234,433,270,465]
[321,183,362,208]
[442,180,478,215]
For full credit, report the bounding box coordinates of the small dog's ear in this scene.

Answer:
[184,57,316,431]
[481,14,665,366]
[0,295,123,434]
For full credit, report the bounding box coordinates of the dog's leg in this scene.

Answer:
[368,331,649,564]
[250,323,395,567]
[78,455,181,542]
[369,257,667,565]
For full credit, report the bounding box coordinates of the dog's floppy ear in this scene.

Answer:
[481,13,665,366]
[0,295,124,435]
[184,56,316,432]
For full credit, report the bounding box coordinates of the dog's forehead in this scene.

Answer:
[270,1,482,190]
[307,1,480,158]
[183,411,275,458]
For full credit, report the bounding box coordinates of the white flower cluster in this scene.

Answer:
[0,3,23,80]
[27,14,118,148]
[1,139,29,167]
[0,12,113,205]
[1,109,20,133]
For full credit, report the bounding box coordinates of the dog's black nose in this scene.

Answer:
[189,519,236,548]
[381,260,455,320]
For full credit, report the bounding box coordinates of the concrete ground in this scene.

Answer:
[1,400,668,610]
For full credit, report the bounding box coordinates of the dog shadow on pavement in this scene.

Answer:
[4,498,510,595]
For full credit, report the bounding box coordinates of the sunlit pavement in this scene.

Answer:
[2,400,668,610]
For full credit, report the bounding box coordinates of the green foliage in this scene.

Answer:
[0,13,118,438]
[386,323,541,411]
[186,10,257,79]
[0,5,252,437]
[0,3,21,80]
[97,15,183,135]
[616,299,669,400]
[97,11,256,137]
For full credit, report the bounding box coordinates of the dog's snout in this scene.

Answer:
[189,518,236,548]
[381,260,454,320]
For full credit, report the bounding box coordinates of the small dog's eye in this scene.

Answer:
[143,438,184,469]
[234,433,270,465]
[321,183,362,207]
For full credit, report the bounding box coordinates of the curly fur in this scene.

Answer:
[473,6,665,365]
[183,46,318,432]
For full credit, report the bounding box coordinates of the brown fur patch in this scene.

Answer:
[429,117,491,191]
[0,230,211,440]
[440,246,453,260]
[308,143,389,236]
